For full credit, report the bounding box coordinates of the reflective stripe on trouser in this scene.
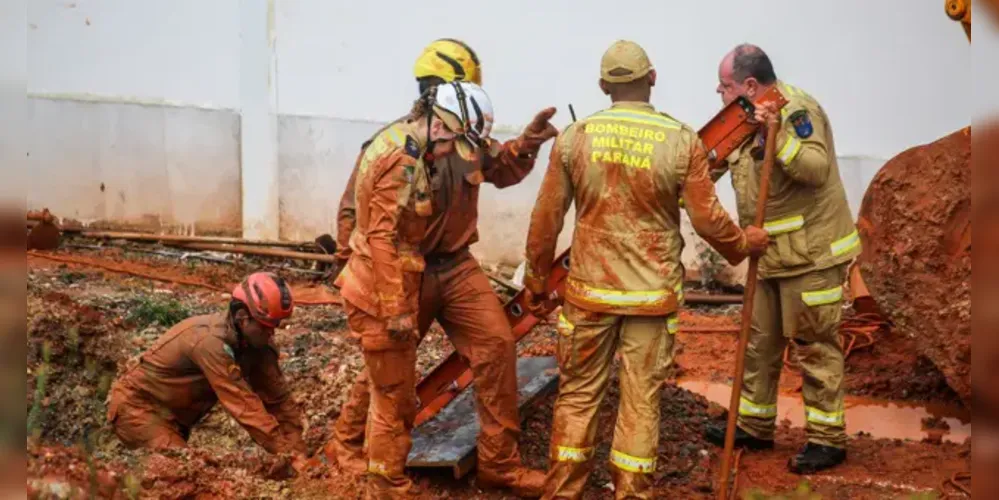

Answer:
[738,264,849,449]
[344,302,419,498]
[329,255,523,473]
[544,303,675,500]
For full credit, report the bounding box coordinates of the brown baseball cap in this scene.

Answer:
[600,40,653,83]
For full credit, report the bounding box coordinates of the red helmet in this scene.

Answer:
[232,272,294,328]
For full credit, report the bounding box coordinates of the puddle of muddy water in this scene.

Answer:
[679,380,971,444]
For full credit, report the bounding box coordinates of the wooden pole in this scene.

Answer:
[716,118,780,500]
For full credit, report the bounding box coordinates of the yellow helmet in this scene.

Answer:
[413,38,482,85]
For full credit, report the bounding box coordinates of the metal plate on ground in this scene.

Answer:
[407,356,559,478]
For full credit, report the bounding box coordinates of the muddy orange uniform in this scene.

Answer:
[107,313,304,454]
[525,41,752,499]
[333,118,433,495]
[331,120,551,481]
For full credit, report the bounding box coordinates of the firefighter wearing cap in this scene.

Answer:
[334,81,500,498]
[106,272,306,460]
[328,39,555,496]
[523,40,769,499]
[704,44,861,474]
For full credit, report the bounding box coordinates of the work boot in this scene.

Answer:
[323,437,367,475]
[476,466,546,498]
[704,422,775,450]
[788,443,846,474]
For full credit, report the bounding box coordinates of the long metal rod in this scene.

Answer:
[63,229,317,249]
[164,242,340,263]
[717,119,779,500]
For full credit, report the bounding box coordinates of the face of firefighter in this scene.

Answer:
[717,52,762,106]
[236,309,275,348]
[428,116,458,157]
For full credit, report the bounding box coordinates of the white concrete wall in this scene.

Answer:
[26,0,242,232]
[27,98,241,231]
[26,0,971,267]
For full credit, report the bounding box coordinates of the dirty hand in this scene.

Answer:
[324,258,348,286]
[520,107,559,150]
[386,313,416,336]
[290,453,309,473]
[744,225,770,257]
[291,453,323,476]
[523,287,548,317]
[752,102,780,127]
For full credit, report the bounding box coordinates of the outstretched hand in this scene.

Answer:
[521,107,559,149]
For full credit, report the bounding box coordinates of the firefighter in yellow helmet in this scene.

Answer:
[412,38,483,86]
[704,44,862,474]
[326,38,557,497]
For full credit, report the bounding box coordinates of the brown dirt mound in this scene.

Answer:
[857,129,971,406]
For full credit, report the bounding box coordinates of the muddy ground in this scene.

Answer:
[25,245,970,499]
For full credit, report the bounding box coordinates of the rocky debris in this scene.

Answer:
[25,248,972,498]
[857,129,971,406]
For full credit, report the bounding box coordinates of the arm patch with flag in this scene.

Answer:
[404,136,421,159]
[789,110,813,139]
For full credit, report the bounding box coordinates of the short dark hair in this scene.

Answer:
[730,44,777,85]
[417,76,446,95]
[229,299,247,320]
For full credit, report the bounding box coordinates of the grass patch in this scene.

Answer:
[58,271,89,285]
[126,296,190,329]
[27,342,52,440]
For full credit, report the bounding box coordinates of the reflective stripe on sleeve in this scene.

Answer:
[777,136,803,165]
[830,229,861,257]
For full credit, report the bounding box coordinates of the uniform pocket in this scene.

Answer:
[366,349,414,389]
[555,312,577,377]
[796,285,844,343]
[657,315,678,378]
[763,216,813,269]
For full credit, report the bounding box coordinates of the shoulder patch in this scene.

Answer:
[788,109,813,139]
[404,135,420,159]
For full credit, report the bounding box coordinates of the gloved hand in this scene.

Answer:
[744,225,770,257]
[752,102,781,127]
[519,107,559,152]
[523,287,548,317]
[325,258,348,286]
[386,313,417,340]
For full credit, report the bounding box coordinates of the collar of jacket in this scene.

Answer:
[399,117,430,154]
[216,311,241,351]
[609,101,657,113]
